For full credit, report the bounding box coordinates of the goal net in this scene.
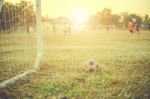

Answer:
[95,25,116,31]
[0,0,42,88]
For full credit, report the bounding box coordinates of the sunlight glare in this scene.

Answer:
[73,10,88,24]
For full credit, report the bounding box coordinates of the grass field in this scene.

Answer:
[0,30,150,99]
[0,33,37,82]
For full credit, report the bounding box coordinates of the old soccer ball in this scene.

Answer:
[84,59,99,72]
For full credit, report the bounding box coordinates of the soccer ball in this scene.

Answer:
[84,59,99,72]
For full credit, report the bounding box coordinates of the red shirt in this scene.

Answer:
[128,22,133,30]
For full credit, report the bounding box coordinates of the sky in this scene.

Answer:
[5,0,150,19]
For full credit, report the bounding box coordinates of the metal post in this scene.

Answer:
[34,0,43,70]
[0,0,4,12]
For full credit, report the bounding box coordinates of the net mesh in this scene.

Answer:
[0,0,37,83]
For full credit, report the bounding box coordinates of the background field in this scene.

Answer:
[0,30,150,99]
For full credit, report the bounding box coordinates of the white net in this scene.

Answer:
[0,0,41,87]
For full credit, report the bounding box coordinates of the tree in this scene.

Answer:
[129,14,142,24]
[0,0,35,32]
[144,14,149,21]
[89,8,120,26]
[121,12,129,28]
[121,12,142,27]
[97,8,112,25]
[143,14,150,30]
[110,14,120,25]
[143,14,150,25]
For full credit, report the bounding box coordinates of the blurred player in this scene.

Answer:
[135,23,140,33]
[63,22,71,36]
[68,23,71,34]
[128,20,134,33]
[52,23,56,33]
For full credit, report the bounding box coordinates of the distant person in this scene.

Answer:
[63,22,67,35]
[68,23,71,34]
[148,24,150,30]
[135,23,140,33]
[63,22,71,36]
[52,23,56,33]
[128,20,134,33]
[106,26,110,32]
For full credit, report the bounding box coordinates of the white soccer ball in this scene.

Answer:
[84,59,99,72]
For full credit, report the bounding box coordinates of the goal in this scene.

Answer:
[0,0,43,88]
[95,25,116,31]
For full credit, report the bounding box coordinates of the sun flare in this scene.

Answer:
[73,10,88,24]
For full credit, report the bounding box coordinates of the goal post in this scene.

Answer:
[0,0,4,12]
[34,0,43,70]
[0,0,43,88]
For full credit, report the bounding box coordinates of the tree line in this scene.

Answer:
[1,1,150,32]
[88,8,150,29]
[43,7,150,30]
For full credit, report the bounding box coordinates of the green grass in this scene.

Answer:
[0,30,150,99]
[0,32,37,81]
